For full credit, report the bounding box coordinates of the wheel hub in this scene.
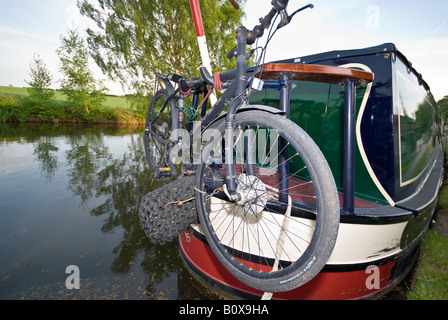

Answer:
[236,174,267,215]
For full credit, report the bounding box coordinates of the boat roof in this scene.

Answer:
[278,42,432,94]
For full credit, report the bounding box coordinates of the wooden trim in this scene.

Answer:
[256,63,374,85]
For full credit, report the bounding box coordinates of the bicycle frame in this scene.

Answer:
[149,2,316,202]
[223,26,255,197]
[151,24,296,201]
[142,1,384,294]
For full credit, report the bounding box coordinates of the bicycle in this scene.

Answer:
[144,0,340,293]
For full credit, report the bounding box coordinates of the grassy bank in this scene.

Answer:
[406,147,448,300]
[407,228,448,299]
[0,86,146,124]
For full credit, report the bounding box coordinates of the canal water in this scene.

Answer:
[0,123,212,300]
[0,123,409,300]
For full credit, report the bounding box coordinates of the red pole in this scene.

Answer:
[190,0,205,37]
[189,0,216,103]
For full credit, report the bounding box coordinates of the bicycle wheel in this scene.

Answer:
[195,110,340,293]
[144,89,176,177]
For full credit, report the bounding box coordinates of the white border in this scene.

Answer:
[340,63,395,206]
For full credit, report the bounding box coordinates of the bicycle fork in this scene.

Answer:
[223,27,292,205]
[224,26,251,201]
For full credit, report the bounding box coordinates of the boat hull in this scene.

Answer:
[179,223,420,300]
[176,43,444,300]
[179,142,442,300]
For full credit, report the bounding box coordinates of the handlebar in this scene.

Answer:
[226,2,314,59]
[271,0,288,12]
[158,67,230,93]
[156,68,233,92]
[279,3,314,28]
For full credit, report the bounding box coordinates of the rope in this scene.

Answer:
[177,104,199,123]
[199,88,213,111]
[261,194,292,300]
[214,72,223,92]
[194,187,207,195]
[181,87,192,96]
[165,197,195,208]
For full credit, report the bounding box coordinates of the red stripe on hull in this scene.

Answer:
[179,230,396,300]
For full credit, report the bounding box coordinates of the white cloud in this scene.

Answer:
[64,4,97,34]
[397,38,448,101]
[0,24,57,45]
[0,4,123,95]
[433,18,447,34]
[242,1,448,101]
[65,4,80,27]
[1,0,446,98]
[0,24,59,88]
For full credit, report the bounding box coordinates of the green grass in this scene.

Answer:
[0,86,132,109]
[438,183,448,209]
[0,85,145,123]
[0,86,28,97]
[407,230,448,299]
[103,95,132,109]
[406,146,448,300]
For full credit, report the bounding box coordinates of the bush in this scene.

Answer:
[0,91,144,124]
[126,94,150,121]
[103,107,121,120]
[22,97,56,122]
[0,95,29,123]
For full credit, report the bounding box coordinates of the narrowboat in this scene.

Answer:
[178,43,444,299]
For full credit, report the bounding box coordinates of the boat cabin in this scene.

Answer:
[250,43,443,214]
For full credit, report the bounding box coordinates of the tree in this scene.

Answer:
[437,96,448,122]
[57,28,107,120]
[77,0,247,94]
[26,54,55,118]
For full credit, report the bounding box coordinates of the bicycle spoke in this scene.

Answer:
[196,111,339,292]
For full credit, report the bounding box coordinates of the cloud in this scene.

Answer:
[244,1,447,101]
[397,38,448,101]
[65,4,80,27]
[434,18,447,34]
[0,5,119,93]
[0,25,57,44]
[64,4,98,34]
[0,24,60,88]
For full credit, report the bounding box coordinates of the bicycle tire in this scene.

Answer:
[139,175,198,245]
[144,89,176,176]
[195,110,340,292]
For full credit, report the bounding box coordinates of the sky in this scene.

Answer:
[0,0,447,100]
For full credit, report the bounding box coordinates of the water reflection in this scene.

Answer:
[34,138,59,182]
[0,124,207,300]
